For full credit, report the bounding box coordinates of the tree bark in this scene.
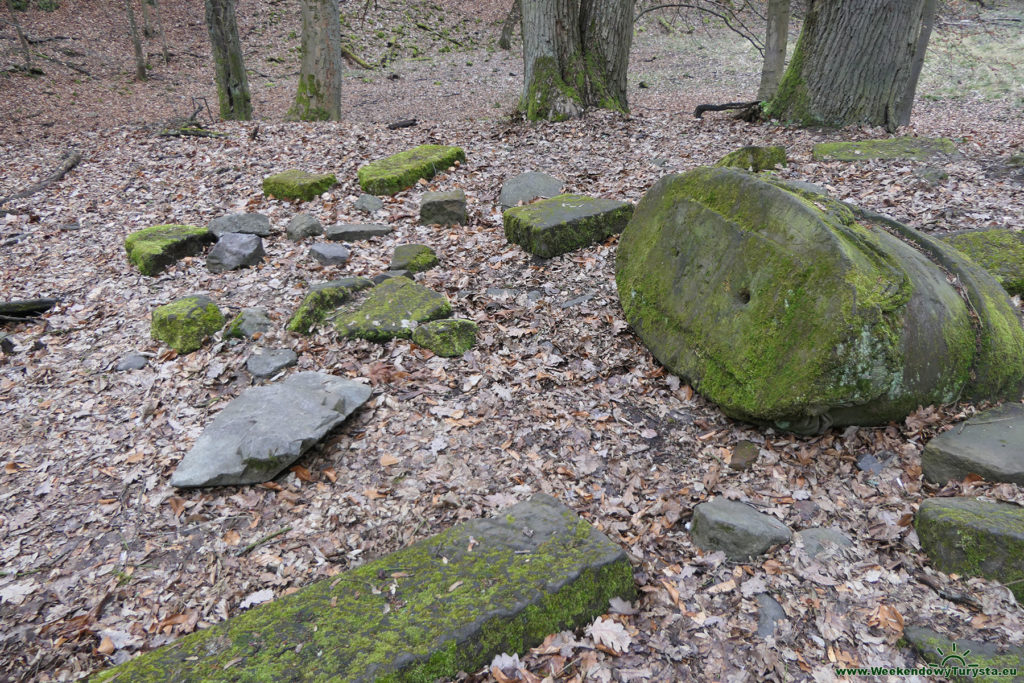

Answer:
[140,0,154,37]
[4,0,32,70]
[764,0,935,132]
[152,0,170,64]
[205,0,252,120]
[288,0,343,121]
[499,0,521,50]
[124,0,147,81]
[756,0,789,101]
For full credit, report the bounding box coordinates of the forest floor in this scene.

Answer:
[1,1,1023,681]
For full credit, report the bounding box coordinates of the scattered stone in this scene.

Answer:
[420,189,468,225]
[170,372,371,487]
[357,144,465,195]
[504,194,633,258]
[246,348,298,378]
[616,167,1024,433]
[225,307,272,339]
[914,166,948,185]
[812,136,957,162]
[755,593,786,638]
[58,221,81,232]
[729,441,759,471]
[151,295,225,354]
[916,497,1024,602]
[794,528,853,559]
[652,158,669,167]
[208,213,272,238]
[285,213,323,242]
[324,223,393,241]
[372,269,410,284]
[412,319,477,357]
[391,244,439,273]
[921,403,1024,485]
[856,452,888,474]
[115,352,148,372]
[309,243,350,266]
[0,333,15,354]
[206,233,265,273]
[690,498,792,560]
[262,169,338,201]
[124,224,214,276]
[943,229,1024,296]
[87,494,633,682]
[353,193,384,214]
[716,145,786,172]
[486,287,520,299]
[560,292,595,309]
[334,276,452,342]
[904,626,1024,680]
[1009,153,1024,168]
[499,171,565,210]
[287,277,374,335]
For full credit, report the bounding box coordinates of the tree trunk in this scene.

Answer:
[756,0,789,101]
[4,0,32,70]
[140,0,154,37]
[124,0,147,81]
[520,0,634,121]
[288,0,343,121]
[896,0,935,126]
[764,0,935,132]
[152,0,170,64]
[499,0,521,50]
[205,0,252,120]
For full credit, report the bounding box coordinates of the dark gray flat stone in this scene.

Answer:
[420,189,467,226]
[209,213,272,238]
[691,499,792,560]
[246,348,298,378]
[905,626,1024,682]
[755,593,786,638]
[794,527,852,559]
[286,213,323,242]
[115,352,148,372]
[206,233,265,273]
[372,269,410,284]
[310,243,351,266]
[354,193,384,214]
[499,171,564,209]
[225,307,272,339]
[390,244,438,273]
[325,223,393,241]
[922,403,1024,485]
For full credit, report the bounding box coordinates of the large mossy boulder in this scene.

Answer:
[943,229,1024,296]
[124,224,215,276]
[616,167,1024,433]
[358,144,465,196]
[812,136,957,162]
[263,169,338,202]
[151,295,224,354]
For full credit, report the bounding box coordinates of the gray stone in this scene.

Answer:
[729,440,759,471]
[206,233,265,273]
[246,348,298,378]
[420,189,468,226]
[354,193,384,214]
[372,270,410,284]
[856,452,888,474]
[116,352,148,371]
[287,278,374,335]
[794,527,853,559]
[325,223,393,241]
[208,213,272,238]
[499,171,564,209]
[391,244,438,273]
[690,498,792,560]
[922,403,1024,485]
[914,166,949,185]
[310,243,351,266]
[334,277,452,342]
[225,307,272,339]
[504,194,633,258]
[85,494,634,683]
[904,626,1024,682]
[755,593,786,638]
[123,224,215,276]
[559,293,595,309]
[170,372,371,487]
[0,333,13,354]
[285,213,323,242]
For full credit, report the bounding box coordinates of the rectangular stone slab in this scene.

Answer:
[88,494,634,682]
[921,403,1024,485]
[357,144,465,196]
[504,194,634,258]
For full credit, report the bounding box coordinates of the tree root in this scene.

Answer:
[0,151,81,208]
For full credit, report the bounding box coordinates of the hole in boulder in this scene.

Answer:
[737,288,751,305]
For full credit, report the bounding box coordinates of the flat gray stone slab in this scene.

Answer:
[225,307,272,339]
[262,169,337,202]
[170,372,371,487]
[916,497,1024,602]
[905,626,1024,680]
[372,269,410,284]
[325,223,393,241]
[115,352,148,372]
[287,277,374,335]
[420,189,467,225]
[922,403,1024,485]
[88,494,634,683]
[246,348,298,378]
[310,243,351,266]
[755,593,786,638]
[354,193,384,214]
[504,194,633,258]
[691,499,792,560]
[334,276,451,342]
[206,233,265,273]
[209,213,272,238]
[499,171,564,209]
[794,527,852,559]
[286,213,323,242]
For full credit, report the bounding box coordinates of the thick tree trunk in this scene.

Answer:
[4,0,32,69]
[765,0,935,132]
[288,0,344,121]
[205,0,252,120]
[896,0,935,126]
[140,0,154,37]
[520,0,634,121]
[124,0,147,81]
[756,0,789,101]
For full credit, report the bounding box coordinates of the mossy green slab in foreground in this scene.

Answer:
[358,145,465,196]
[812,137,957,162]
[334,276,451,342]
[124,224,215,276]
[504,194,633,258]
[151,295,224,354]
[263,169,338,201]
[915,497,1024,602]
[88,494,634,683]
[904,626,1024,682]
[715,145,786,172]
[287,278,374,335]
[943,229,1024,296]
[412,319,477,357]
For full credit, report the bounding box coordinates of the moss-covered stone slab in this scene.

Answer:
[124,224,215,276]
[334,276,451,342]
[812,137,957,162]
[504,194,634,258]
[286,277,374,335]
[943,229,1024,296]
[715,145,786,172]
[615,167,1024,433]
[225,307,271,339]
[88,493,634,683]
[263,169,338,202]
[413,319,477,357]
[922,403,1024,485]
[358,144,465,196]
[391,244,439,273]
[916,497,1024,602]
[904,626,1024,682]
[151,295,224,354]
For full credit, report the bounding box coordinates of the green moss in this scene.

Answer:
[504,194,633,258]
[124,224,214,276]
[263,169,338,202]
[151,295,224,354]
[905,627,1023,682]
[521,56,583,122]
[412,319,477,357]
[811,137,958,162]
[334,277,451,342]
[287,278,373,335]
[287,73,331,121]
[716,146,787,172]
[357,145,465,196]
[943,229,1024,296]
[391,244,438,273]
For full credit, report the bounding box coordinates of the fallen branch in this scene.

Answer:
[0,151,81,207]
[236,526,291,557]
[917,572,983,610]
[387,118,417,130]
[694,101,760,119]
[415,22,463,47]
[158,127,227,138]
[31,51,90,76]
[341,43,373,70]
[0,299,58,318]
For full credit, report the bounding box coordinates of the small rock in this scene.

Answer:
[354,193,384,214]
[310,243,351,266]
[755,593,786,638]
[420,189,468,226]
[286,214,323,242]
[504,194,633,258]
[499,171,564,210]
[325,223,393,241]
[208,213,272,238]
[263,169,337,201]
[651,158,669,168]
[58,221,81,232]
[794,528,853,559]
[716,145,787,172]
[690,498,792,560]
[856,452,888,474]
[246,348,298,378]
[358,144,465,196]
[0,333,14,354]
[914,166,948,185]
[116,352,149,371]
[391,244,438,273]
[412,319,477,357]
[151,295,224,354]
[729,440,759,470]
[372,270,410,284]
[124,224,215,276]
[921,403,1024,485]
[225,307,272,339]
[559,293,595,309]
[206,233,265,273]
